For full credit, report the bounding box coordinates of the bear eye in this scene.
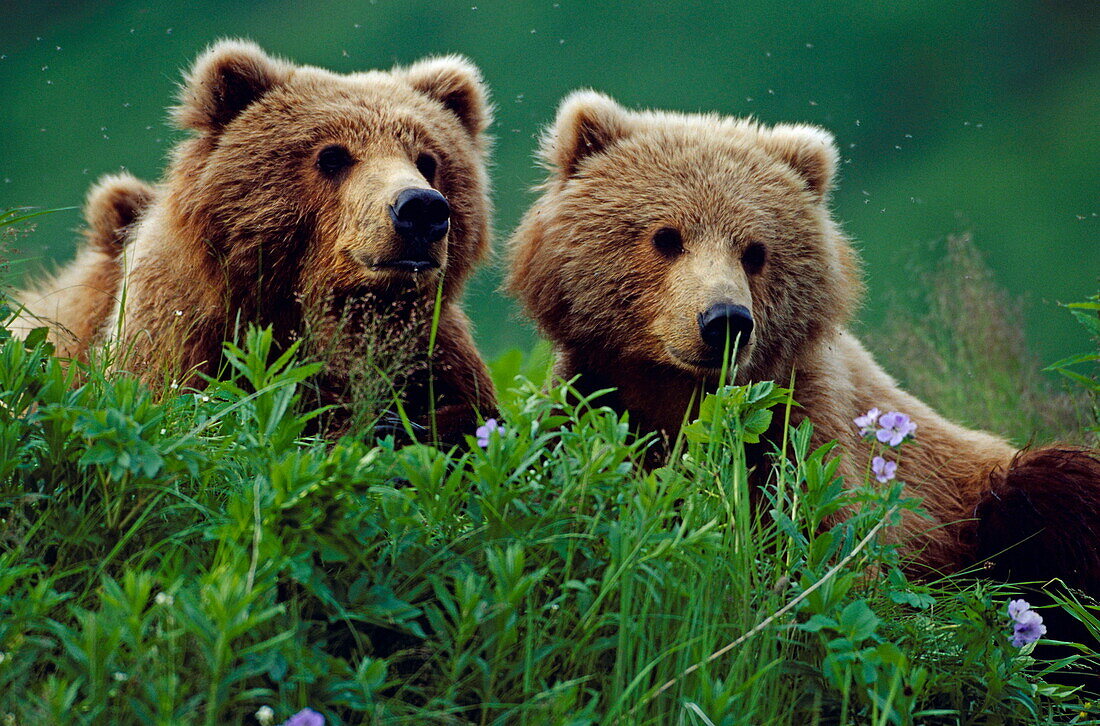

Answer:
[651,227,683,258]
[416,152,439,186]
[742,242,767,274]
[317,145,354,177]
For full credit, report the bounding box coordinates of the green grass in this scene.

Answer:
[872,235,1089,447]
[0,322,1098,725]
[2,212,1100,723]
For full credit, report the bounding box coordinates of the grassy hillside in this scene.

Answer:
[2,215,1099,723]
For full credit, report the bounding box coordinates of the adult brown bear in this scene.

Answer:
[507,90,1100,589]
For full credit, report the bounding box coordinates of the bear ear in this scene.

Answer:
[761,123,839,201]
[542,90,630,177]
[174,39,290,134]
[404,55,492,137]
[83,172,155,254]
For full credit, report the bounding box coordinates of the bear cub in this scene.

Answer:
[14,40,498,442]
[508,91,1100,590]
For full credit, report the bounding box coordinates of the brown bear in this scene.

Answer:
[507,91,1100,589]
[10,173,154,361]
[23,40,497,441]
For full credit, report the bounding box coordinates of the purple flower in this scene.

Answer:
[1007,599,1047,648]
[871,456,897,483]
[282,709,324,726]
[475,418,502,448]
[854,407,881,437]
[875,411,917,447]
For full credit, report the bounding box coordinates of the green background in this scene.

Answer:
[1,0,1096,363]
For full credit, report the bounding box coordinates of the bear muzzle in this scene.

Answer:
[379,187,450,272]
[666,302,754,369]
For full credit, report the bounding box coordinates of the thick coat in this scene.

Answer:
[508,91,1100,588]
[17,40,498,440]
[11,173,153,360]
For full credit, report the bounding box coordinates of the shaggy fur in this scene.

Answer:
[10,173,154,360]
[507,91,1100,584]
[21,40,497,440]
[975,448,1100,592]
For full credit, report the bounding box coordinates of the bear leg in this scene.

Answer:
[975,447,1100,594]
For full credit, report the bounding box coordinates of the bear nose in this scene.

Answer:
[390,187,450,246]
[698,303,754,352]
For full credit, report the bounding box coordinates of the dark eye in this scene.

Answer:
[742,242,767,274]
[317,145,354,177]
[416,153,439,185]
[652,227,683,258]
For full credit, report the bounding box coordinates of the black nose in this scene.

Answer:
[698,303,754,352]
[390,188,450,245]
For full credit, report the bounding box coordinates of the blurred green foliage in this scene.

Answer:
[0,0,1096,362]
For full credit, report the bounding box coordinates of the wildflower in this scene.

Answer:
[112,671,128,682]
[174,310,182,316]
[876,411,917,446]
[282,709,325,726]
[871,456,897,483]
[1007,598,1047,647]
[475,418,502,448]
[854,407,880,436]
[154,591,174,606]
[255,706,275,726]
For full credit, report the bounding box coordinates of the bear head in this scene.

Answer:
[166,39,492,317]
[508,91,862,383]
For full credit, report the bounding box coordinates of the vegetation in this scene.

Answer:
[873,235,1088,446]
[2,211,1099,723]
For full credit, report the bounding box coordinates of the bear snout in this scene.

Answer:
[388,187,451,269]
[697,302,754,354]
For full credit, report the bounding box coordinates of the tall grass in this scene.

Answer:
[0,318,1095,724]
[1,213,1098,724]
[873,235,1088,446]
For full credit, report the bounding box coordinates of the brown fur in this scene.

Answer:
[92,40,496,439]
[975,448,1100,592]
[507,91,1100,584]
[10,173,154,360]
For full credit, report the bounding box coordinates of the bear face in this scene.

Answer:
[164,40,491,316]
[509,91,861,387]
[509,92,1100,592]
[100,41,497,440]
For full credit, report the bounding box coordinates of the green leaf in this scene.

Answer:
[888,590,935,610]
[770,508,807,548]
[362,584,422,624]
[839,600,880,642]
[22,326,50,350]
[797,613,838,633]
[873,641,907,668]
[742,407,773,440]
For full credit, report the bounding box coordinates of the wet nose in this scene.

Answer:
[390,187,450,245]
[698,303,754,352]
